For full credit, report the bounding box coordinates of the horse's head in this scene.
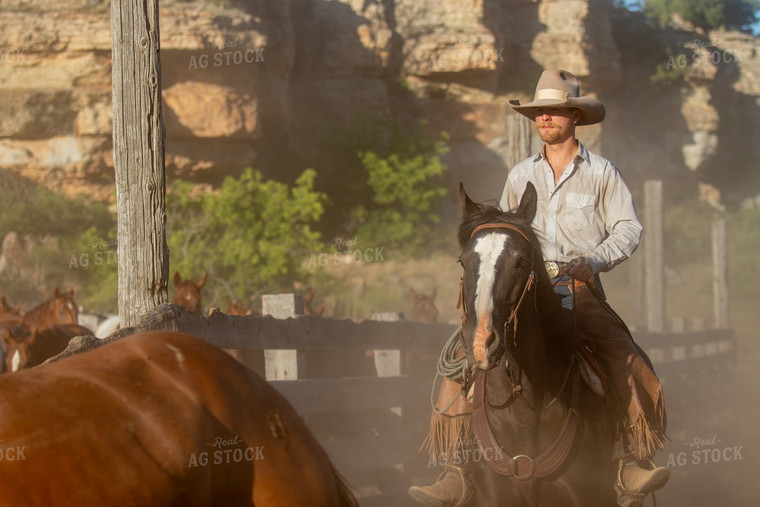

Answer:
[303,288,326,316]
[457,182,541,370]
[226,299,254,316]
[0,296,21,315]
[52,287,78,325]
[171,271,207,314]
[0,296,23,326]
[410,288,439,323]
[2,326,32,372]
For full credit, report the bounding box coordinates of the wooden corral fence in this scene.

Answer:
[76,292,734,506]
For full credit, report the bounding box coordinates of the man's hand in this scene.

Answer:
[565,257,593,281]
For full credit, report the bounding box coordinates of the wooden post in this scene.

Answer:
[372,312,404,416]
[506,113,535,171]
[262,294,305,380]
[712,214,730,329]
[111,0,168,326]
[644,180,665,333]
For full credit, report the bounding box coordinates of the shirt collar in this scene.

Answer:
[533,141,590,166]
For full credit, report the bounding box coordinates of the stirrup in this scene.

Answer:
[615,458,668,505]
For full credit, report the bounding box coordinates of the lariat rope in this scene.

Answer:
[430,325,467,415]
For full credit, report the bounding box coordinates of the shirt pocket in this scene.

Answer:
[562,192,598,238]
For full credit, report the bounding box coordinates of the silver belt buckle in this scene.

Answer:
[544,261,560,278]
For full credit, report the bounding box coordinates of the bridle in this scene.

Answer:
[457,223,538,393]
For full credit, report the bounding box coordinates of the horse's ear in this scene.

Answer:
[458,182,480,218]
[67,285,74,296]
[54,287,61,297]
[515,182,537,222]
[197,273,207,290]
[305,288,316,303]
[173,271,182,287]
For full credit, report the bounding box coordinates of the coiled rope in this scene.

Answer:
[430,325,468,414]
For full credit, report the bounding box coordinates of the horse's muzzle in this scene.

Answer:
[474,329,499,370]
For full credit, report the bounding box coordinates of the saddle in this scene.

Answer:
[576,342,606,397]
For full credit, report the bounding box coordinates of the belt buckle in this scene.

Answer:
[544,261,560,278]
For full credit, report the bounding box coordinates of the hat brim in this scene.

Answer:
[509,96,605,126]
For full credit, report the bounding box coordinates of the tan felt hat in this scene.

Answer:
[509,69,605,126]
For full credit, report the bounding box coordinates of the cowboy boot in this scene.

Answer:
[614,459,670,507]
[408,464,473,507]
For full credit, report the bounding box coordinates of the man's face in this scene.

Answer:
[534,107,580,144]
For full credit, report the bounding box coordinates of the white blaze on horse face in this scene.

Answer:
[472,233,509,366]
[11,349,21,372]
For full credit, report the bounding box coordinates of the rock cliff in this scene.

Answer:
[0,0,758,207]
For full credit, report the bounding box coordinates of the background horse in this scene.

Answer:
[20,287,78,334]
[2,323,92,372]
[456,183,615,506]
[304,288,326,316]
[0,296,22,326]
[0,330,357,507]
[171,271,207,314]
[410,287,439,323]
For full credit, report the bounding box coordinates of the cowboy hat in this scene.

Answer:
[509,69,605,126]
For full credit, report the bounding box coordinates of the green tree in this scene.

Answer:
[643,0,759,30]
[167,168,329,304]
[351,127,450,254]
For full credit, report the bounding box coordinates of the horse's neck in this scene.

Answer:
[510,296,573,399]
[22,302,48,327]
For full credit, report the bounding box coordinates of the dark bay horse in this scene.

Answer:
[456,183,615,506]
[2,323,93,372]
[21,287,78,334]
[171,271,207,314]
[0,331,357,507]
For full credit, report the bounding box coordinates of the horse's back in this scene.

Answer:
[0,331,351,506]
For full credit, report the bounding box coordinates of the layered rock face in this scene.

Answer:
[0,0,758,205]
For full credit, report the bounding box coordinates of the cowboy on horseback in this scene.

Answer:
[409,69,669,507]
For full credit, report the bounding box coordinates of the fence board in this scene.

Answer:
[322,430,422,473]
[270,375,414,415]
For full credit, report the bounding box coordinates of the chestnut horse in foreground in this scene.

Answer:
[0,331,357,507]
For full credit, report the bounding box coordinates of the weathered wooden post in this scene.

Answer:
[506,113,535,171]
[262,294,305,380]
[372,312,404,416]
[644,180,665,333]
[712,213,729,329]
[111,0,169,326]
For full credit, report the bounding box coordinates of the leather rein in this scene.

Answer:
[461,223,580,497]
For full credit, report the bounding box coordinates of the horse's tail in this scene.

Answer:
[331,464,359,507]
